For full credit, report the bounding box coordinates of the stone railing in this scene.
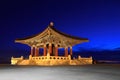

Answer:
[11,56,24,65]
[78,56,92,60]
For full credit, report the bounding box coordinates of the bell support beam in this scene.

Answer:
[49,43,52,55]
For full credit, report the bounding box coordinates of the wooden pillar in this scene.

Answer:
[36,47,39,56]
[30,47,34,56]
[70,47,72,56]
[55,45,58,56]
[49,43,52,55]
[65,47,68,57]
[34,47,37,56]
[44,45,47,56]
[35,47,39,56]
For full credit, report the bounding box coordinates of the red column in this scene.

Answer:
[34,47,37,56]
[36,47,39,56]
[44,45,47,56]
[35,47,39,56]
[55,45,58,56]
[70,47,72,56]
[49,43,52,55]
[65,47,68,57]
[30,47,33,56]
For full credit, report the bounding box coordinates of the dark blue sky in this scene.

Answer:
[0,0,120,61]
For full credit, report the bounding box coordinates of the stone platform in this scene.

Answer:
[11,53,92,66]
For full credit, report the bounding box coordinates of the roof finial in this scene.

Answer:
[50,22,54,27]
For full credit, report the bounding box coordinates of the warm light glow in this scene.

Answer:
[11,23,92,65]
[11,53,92,65]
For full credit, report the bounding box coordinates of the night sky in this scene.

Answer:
[1,0,120,63]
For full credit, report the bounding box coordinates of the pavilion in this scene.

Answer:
[11,22,92,65]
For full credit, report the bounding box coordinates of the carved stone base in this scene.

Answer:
[11,55,92,66]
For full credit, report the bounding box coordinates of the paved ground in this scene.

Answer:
[0,64,120,80]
